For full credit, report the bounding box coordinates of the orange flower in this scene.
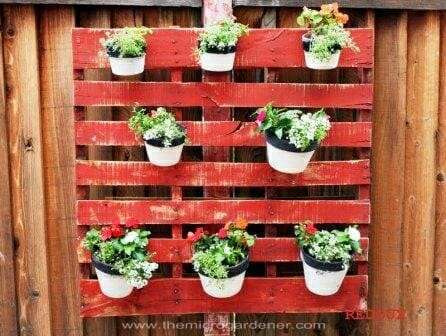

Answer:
[234,218,248,230]
[335,12,349,25]
[320,2,339,15]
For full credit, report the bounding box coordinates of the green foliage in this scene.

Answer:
[297,4,359,61]
[198,18,248,54]
[128,107,187,147]
[254,103,331,151]
[102,27,152,58]
[190,221,255,279]
[295,222,362,264]
[83,227,158,288]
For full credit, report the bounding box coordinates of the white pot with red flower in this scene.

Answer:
[82,219,158,298]
[295,221,362,296]
[254,104,331,174]
[188,219,256,298]
[296,3,359,70]
[129,107,187,167]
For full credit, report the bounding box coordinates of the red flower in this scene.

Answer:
[125,218,139,229]
[100,227,113,241]
[217,228,228,239]
[111,225,124,238]
[256,109,266,125]
[187,227,204,243]
[305,222,317,235]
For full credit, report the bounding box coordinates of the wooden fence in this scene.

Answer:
[0,1,444,336]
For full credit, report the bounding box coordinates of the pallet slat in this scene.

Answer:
[73,28,373,69]
[78,237,369,263]
[76,199,370,225]
[76,160,370,187]
[75,121,372,147]
[74,81,373,109]
[80,276,368,316]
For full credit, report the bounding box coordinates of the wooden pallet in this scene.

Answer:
[73,27,373,317]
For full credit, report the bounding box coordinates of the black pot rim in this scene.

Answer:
[92,254,121,276]
[107,52,146,59]
[198,256,250,278]
[265,130,319,153]
[301,248,349,272]
[144,136,185,148]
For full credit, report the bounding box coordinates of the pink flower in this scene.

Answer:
[256,109,266,126]
[100,227,113,241]
[187,227,204,243]
[217,228,228,239]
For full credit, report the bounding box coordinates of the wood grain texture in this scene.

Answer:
[0,11,17,336]
[80,276,368,317]
[76,199,370,225]
[0,0,203,6]
[76,160,370,187]
[73,28,373,69]
[39,6,82,336]
[2,5,52,335]
[369,11,407,336]
[402,11,439,336]
[433,11,446,336]
[75,121,372,147]
[78,237,370,263]
[74,81,373,109]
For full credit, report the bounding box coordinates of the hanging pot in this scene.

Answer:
[265,131,318,174]
[302,33,341,70]
[199,46,236,72]
[143,135,185,167]
[198,257,249,298]
[92,255,133,298]
[109,54,146,76]
[301,249,349,296]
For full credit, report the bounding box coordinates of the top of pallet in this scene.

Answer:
[73,28,373,69]
[2,0,446,10]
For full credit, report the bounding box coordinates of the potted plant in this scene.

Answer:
[197,18,248,72]
[295,221,361,296]
[129,107,187,167]
[297,3,359,70]
[188,219,256,298]
[254,103,331,174]
[101,27,152,76]
[82,221,158,298]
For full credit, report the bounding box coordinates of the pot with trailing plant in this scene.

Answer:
[297,3,359,70]
[295,221,361,296]
[197,18,248,72]
[129,107,187,167]
[188,219,255,298]
[101,27,152,76]
[82,220,158,298]
[254,103,331,174]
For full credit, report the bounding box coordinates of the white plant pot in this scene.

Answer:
[265,132,317,174]
[144,139,184,167]
[109,54,145,76]
[198,258,249,298]
[93,257,133,298]
[301,250,349,296]
[304,50,341,70]
[199,52,236,72]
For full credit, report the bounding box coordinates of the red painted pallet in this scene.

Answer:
[73,27,373,317]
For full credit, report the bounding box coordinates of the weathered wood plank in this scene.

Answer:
[39,6,82,335]
[0,0,203,6]
[78,237,370,263]
[2,5,52,335]
[80,276,368,317]
[233,0,446,10]
[0,10,17,336]
[74,81,373,109]
[76,199,370,225]
[402,11,439,336]
[72,28,373,69]
[75,121,372,147]
[433,11,446,336]
[369,11,407,336]
[76,160,370,187]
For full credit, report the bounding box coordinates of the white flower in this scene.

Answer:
[347,227,361,241]
[122,231,138,244]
